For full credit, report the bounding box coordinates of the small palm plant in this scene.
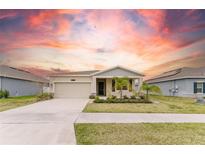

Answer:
[140,82,161,100]
[114,77,129,99]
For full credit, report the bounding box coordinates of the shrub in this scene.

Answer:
[130,95,136,99]
[3,90,9,98]
[0,90,3,98]
[139,93,145,100]
[94,97,106,103]
[89,94,96,99]
[123,95,129,99]
[111,95,117,99]
[93,97,153,104]
[95,96,100,100]
[0,90,10,98]
[37,93,53,101]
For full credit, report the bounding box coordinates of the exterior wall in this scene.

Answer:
[49,76,91,83]
[149,78,205,97]
[1,77,43,96]
[95,68,139,77]
[183,79,205,97]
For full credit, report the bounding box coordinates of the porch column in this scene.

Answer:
[91,76,97,95]
[138,77,143,91]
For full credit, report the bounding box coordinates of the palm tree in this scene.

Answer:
[140,82,161,100]
[113,77,129,99]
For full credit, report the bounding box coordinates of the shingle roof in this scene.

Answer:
[0,65,49,83]
[146,67,205,83]
[49,70,99,76]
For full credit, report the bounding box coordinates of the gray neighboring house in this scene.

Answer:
[146,67,205,97]
[0,65,49,96]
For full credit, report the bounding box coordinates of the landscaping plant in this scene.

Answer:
[0,90,3,98]
[113,77,129,99]
[0,90,10,98]
[3,90,9,98]
[37,93,54,101]
[89,94,96,99]
[140,82,161,100]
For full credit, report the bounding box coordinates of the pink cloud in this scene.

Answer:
[0,11,17,19]
[20,66,71,77]
[137,10,166,32]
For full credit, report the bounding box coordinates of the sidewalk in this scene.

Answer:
[75,113,205,123]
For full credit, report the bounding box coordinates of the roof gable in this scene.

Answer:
[92,66,144,77]
[146,67,205,83]
[0,65,48,83]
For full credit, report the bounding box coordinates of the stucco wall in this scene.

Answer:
[1,77,43,96]
[149,78,205,97]
[50,76,91,82]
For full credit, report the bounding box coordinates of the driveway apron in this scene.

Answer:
[0,99,88,144]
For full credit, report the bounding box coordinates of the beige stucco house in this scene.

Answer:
[49,66,144,98]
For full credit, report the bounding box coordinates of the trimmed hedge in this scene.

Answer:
[37,93,54,101]
[94,98,152,104]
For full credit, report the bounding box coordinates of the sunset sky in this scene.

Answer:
[0,10,205,78]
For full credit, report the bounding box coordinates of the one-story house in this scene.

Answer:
[49,66,144,98]
[146,67,205,97]
[0,65,49,96]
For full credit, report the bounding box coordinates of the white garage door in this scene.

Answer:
[54,82,91,98]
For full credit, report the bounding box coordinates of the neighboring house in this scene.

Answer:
[146,67,205,97]
[0,65,49,96]
[49,66,144,98]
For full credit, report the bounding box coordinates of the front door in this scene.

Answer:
[98,81,105,96]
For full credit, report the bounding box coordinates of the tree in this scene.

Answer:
[113,77,129,99]
[140,82,161,100]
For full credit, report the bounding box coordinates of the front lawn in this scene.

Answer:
[83,95,205,113]
[0,95,38,112]
[75,123,205,145]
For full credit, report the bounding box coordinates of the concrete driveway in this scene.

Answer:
[0,99,88,145]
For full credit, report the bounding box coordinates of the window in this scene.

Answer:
[112,79,115,92]
[129,79,132,92]
[196,82,203,93]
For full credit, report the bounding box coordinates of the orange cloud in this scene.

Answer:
[137,10,166,32]
[28,10,81,35]
[94,64,105,70]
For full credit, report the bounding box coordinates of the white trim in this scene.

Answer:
[53,81,91,83]
[49,75,90,77]
[91,66,144,76]
[94,76,142,78]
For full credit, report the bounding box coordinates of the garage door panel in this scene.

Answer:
[54,82,91,98]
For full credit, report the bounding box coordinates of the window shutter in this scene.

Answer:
[203,82,205,94]
[194,82,197,93]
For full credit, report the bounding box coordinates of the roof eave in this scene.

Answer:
[91,65,144,76]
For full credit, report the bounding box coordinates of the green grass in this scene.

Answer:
[83,95,205,113]
[0,95,38,112]
[75,123,205,145]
